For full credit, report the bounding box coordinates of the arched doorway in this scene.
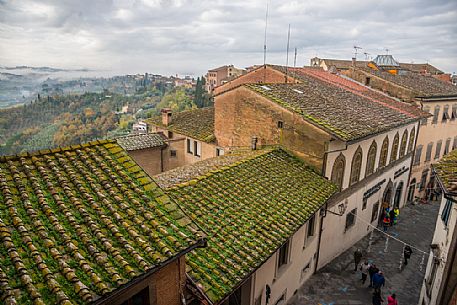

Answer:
[407,179,416,203]
[379,181,393,225]
[394,181,404,208]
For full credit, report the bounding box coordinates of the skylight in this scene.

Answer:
[260,85,271,91]
[292,89,303,94]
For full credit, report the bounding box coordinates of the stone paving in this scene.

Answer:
[288,201,440,305]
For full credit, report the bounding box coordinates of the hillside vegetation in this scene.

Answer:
[0,79,211,155]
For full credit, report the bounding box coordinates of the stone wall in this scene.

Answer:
[215,86,331,170]
[127,147,163,176]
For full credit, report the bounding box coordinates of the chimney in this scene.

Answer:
[352,57,356,67]
[251,136,258,150]
[161,108,172,126]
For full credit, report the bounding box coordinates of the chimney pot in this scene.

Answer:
[161,108,172,126]
[251,136,258,150]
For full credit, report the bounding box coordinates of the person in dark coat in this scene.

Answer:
[404,245,413,265]
[368,264,379,287]
[372,290,384,305]
[373,271,385,292]
[354,248,363,271]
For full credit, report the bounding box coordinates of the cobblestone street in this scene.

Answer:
[288,201,440,305]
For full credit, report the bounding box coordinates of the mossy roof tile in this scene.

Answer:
[246,66,427,142]
[116,133,165,151]
[166,149,337,303]
[0,140,202,304]
[146,107,215,142]
[434,149,457,194]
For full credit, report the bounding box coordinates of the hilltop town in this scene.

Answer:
[0,55,456,305]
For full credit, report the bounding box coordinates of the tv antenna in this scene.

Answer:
[263,0,269,82]
[364,52,370,60]
[384,48,389,55]
[263,0,269,67]
[285,24,291,82]
[294,47,297,68]
[353,46,362,59]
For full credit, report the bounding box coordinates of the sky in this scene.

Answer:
[0,0,456,77]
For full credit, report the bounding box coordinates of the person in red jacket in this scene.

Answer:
[387,293,398,305]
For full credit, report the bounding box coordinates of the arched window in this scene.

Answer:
[331,154,345,190]
[408,128,415,152]
[432,105,440,124]
[421,106,430,125]
[399,130,408,157]
[365,141,377,177]
[350,147,363,186]
[379,136,389,168]
[390,133,399,163]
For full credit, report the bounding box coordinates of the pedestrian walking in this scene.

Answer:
[383,213,390,232]
[368,264,379,287]
[354,248,363,271]
[403,245,413,265]
[372,271,385,293]
[372,290,384,305]
[387,293,398,305]
[360,260,370,284]
[393,207,400,225]
[389,208,395,226]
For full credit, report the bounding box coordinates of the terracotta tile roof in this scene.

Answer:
[398,63,443,74]
[247,67,426,142]
[166,149,337,303]
[116,133,165,151]
[359,68,457,98]
[146,107,215,142]
[434,149,457,195]
[0,140,203,305]
[154,150,265,189]
[319,59,368,69]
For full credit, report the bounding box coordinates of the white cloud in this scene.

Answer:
[0,0,455,76]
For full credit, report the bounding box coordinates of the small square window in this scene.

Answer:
[277,240,289,269]
[277,121,284,129]
[170,150,177,157]
[362,198,367,210]
[307,215,315,238]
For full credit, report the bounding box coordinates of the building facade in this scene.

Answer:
[146,107,221,172]
[345,58,457,202]
[206,65,245,93]
[213,65,427,269]
[419,150,457,305]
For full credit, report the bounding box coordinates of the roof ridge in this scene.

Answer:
[167,148,276,190]
[0,139,116,161]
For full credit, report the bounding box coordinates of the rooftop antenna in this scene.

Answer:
[293,47,297,68]
[263,0,269,82]
[285,24,291,83]
[364,52,370,60]
[353,45,362,59]
[385,48,389,55]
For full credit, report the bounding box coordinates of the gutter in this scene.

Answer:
[92,237,207,305]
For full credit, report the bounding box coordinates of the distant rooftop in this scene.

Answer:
[372,54,400,67]
[146,107,215,142]
[116,133,165,151]
[360,67,457,98]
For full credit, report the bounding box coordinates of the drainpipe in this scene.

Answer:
[315,202,328,272]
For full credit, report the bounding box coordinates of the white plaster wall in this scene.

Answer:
[409,100,457,200]
[318,156,412,269]
[325,122,418,190]
[251,215,320,305]
[419,195,457,305]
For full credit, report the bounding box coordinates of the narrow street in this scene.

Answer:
[288,201,440,305]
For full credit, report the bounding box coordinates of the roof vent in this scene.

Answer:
[292,89,303,94]
[260,85,271,91]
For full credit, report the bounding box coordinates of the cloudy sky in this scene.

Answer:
[1,0,456,76]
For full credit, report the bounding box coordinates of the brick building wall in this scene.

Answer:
[102,256,187,305]
[213,66,298,95]
[127,147,163,176]
[215,86,331,170]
